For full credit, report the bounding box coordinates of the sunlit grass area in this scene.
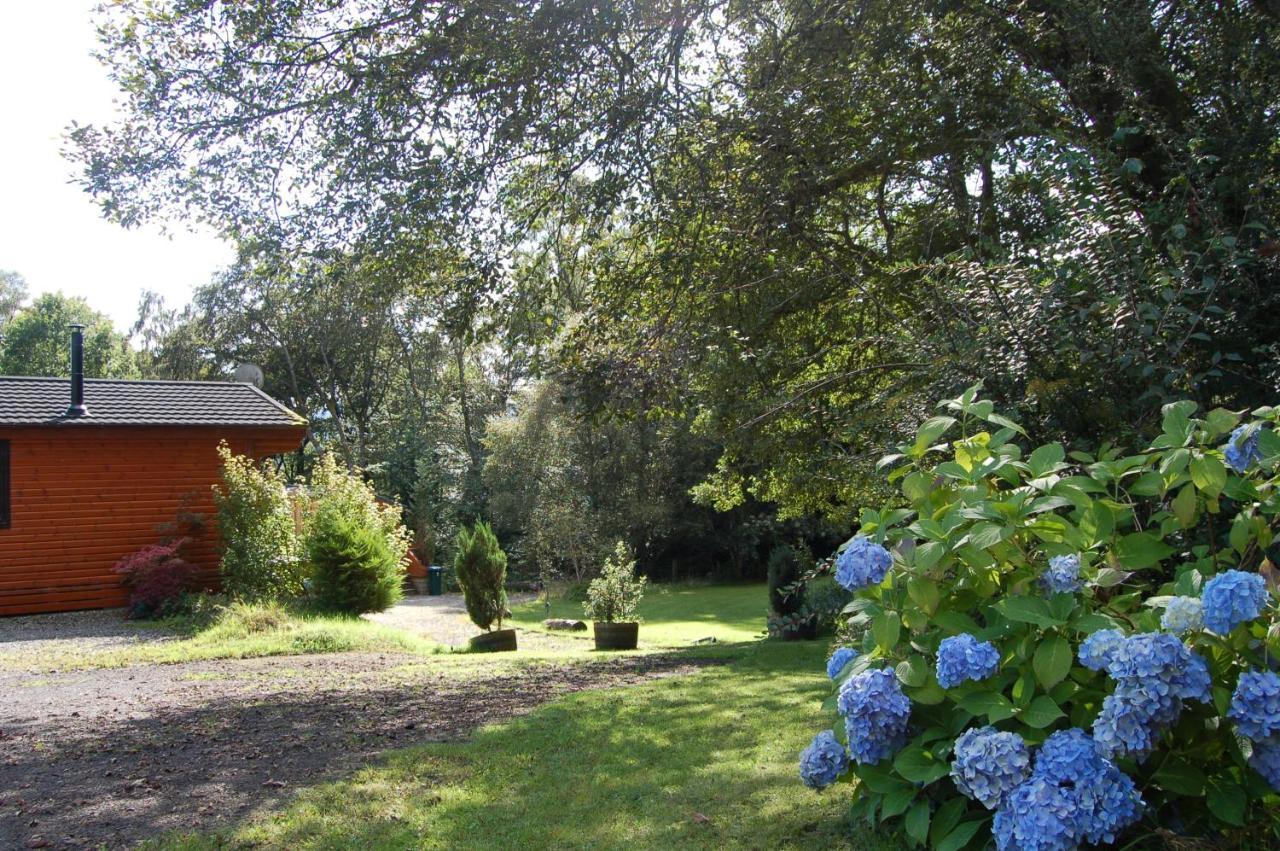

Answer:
[509,582,770,647]
[0,602,443,672]
[150,640,887,851]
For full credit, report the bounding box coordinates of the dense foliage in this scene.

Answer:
[802,388,1280,848]
[111,537,199,618]
[212,444,303,601]
[302,454,412,571]
[454,521,510,631]
[584,541,647,624]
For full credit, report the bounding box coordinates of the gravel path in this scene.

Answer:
[365,592,593,651]
[0,609,178,660]
[0,649,711,849]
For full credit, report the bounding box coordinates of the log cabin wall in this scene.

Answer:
[0,424,305,616]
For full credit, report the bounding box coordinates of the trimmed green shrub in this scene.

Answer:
[454,521,509,631]
[584,541,647,623]
[307,510,403,614]
[767,543,807,616]
[799,387,1280,849]
[212,443,303,601]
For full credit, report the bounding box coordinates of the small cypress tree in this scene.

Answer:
[454,521,509,631]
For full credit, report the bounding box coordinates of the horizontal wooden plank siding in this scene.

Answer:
[0,424,305,616]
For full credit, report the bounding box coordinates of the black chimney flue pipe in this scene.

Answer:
[66,324,88,418]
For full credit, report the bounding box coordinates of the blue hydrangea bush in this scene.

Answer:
[798,387,1280,849]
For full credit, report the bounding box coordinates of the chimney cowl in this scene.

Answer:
[66,323,88,418]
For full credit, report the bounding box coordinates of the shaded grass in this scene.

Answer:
[509,582,770,647]
[0,602,444,672]
[150,640,886,851]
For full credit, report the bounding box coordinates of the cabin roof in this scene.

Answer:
[0,376,307,427]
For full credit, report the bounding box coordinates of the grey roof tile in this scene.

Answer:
[0,377,306,427]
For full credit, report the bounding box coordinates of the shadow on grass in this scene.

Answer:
[187,642,892,851]
[1,651,709,850]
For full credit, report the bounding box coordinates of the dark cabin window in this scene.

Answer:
[0,440,8,529]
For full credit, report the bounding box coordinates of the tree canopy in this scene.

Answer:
[0,291,138,379]
[66,1,1280,560]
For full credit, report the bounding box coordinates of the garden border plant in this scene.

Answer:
[799,385,1280,850]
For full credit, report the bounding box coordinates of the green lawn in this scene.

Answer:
[509,582,770,647]
[153,640,888,851]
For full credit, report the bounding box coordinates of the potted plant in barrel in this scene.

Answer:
[584,541,647,651]
[454,520,516,652]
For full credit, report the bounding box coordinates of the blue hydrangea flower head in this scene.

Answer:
[1032,728,1143,846]
[1161,596,1204,634]
[798,729,849,789]
[992,728,1143,849]
[1092,686,1163,759]
[1039,554,1082,594]
[826,646,858,680]
[951,726,1030,809]
[1078,628,1125,671]
[936,633,1000,688]
[1223,424,1263,474]
[992,775,1080,851]
[1229,670,1280,742]
[1034,728,1104,782]
[837,668,911,764]
[1202,570,1269,634]
[834,535,893,592]
[1092,634,1211,759]
[1248,738,1280,791]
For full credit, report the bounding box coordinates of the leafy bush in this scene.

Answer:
[301,453,411,566]
[212,443,303,601]
[768,543,818,637]
[584,541,647,623]
[307,510,403,614]
[454,520,509,631]
[803,577,852,636]
[300,454,411,614]
[767,543,807,616]
[112,537,200,618]
[800,387,1280,849]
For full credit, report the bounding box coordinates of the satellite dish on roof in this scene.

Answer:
[232,363,265,388]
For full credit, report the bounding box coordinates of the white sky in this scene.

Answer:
[0,1,233,329]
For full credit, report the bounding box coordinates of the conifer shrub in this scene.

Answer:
[298,453,411,614]
[307,510,402,614]
[454,520,509,631]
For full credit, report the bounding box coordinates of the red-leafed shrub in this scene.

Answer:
[112,538,201,618]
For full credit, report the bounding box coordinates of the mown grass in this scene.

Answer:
[150,639,888,851]
[509,581,770,647]
[0,602,443,672]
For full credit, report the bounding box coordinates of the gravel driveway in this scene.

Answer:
[0,649,709,849]
[365,593,591,651]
